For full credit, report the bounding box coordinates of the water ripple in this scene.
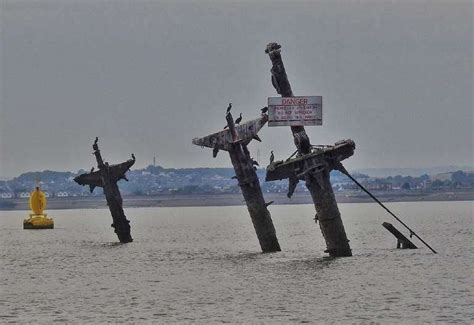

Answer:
[0,202,472,323]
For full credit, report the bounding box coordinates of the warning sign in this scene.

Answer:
[268,96,322,127]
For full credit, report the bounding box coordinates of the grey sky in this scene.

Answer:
[1,0,472,177]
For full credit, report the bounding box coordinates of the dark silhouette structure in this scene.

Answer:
[74,137,135,243]
[382,222,418,249]
[265,42,353,257]
[193,110,281,253]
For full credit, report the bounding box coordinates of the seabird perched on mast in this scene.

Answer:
[226,103,232,114]
[235,113,243,125]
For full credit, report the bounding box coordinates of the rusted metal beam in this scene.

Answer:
[193,110,281,253]
[382,222,418,249]
[265,42,352,257]
[266,140,355,184]
[74,138,135,243]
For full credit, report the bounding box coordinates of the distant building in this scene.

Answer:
[19,192,30,198]
[365,182,391,191]
[56,191,69,197]
[423,180,432,189]
[0,192,13,199]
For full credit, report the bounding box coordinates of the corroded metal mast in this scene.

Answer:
[193,109,281,253]
[265,42,352,257]
[74,137,135,243]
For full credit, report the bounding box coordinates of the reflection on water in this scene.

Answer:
[0,202,472,323]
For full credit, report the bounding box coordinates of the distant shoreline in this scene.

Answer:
[1,190,472,211]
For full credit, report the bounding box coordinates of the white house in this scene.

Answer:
[0,192,13,199]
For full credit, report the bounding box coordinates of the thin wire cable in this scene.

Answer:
[336,163,437,254]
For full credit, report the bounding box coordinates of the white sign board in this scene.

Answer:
[268,96,322,127]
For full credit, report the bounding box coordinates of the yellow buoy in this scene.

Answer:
[23,187,54,229]
[29,187,46,215]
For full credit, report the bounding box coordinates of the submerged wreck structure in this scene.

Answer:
[193,108,281,253]
[264,42,437,256]
[265,42,353,257]
[74,137,135,243]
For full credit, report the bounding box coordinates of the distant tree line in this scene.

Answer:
[1,166,473,197]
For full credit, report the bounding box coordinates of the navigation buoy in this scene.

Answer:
[23,186,54,229]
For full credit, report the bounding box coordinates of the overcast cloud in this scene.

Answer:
[1,0,472,177]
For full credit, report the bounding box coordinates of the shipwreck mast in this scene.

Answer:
[193,109,281,253]
[266,42,352,257]
[74,138,135,243]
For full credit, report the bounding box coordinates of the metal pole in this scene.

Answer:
[74,138,135,243]
[192,111,281,253]
[266,42,352,257]
[226,113,281,253]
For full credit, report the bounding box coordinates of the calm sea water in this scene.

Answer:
[0,201,472,323]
